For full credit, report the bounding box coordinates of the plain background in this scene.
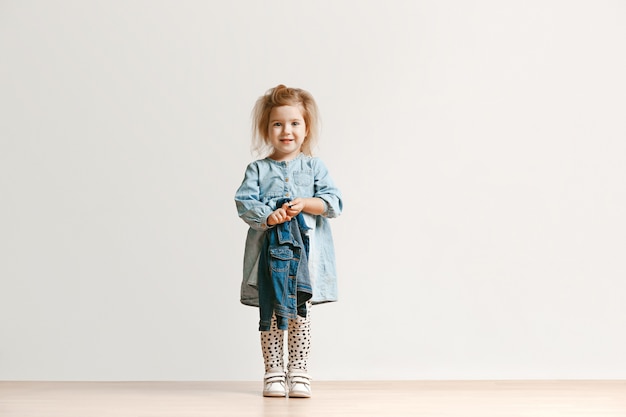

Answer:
[1,0,625,381]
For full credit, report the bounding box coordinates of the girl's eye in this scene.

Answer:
[273,122,282,127]
[292,122,300,126]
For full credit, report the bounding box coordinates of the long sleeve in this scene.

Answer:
[235,162,273,231]
[312,158,343,218]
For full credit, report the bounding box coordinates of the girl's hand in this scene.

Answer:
[267,207,292,226]
[268,198,325,225]
[286,197,325,217]
[285,198,304,217]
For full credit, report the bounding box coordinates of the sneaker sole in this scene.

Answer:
[263,391,286,397]
[288,391,311,398]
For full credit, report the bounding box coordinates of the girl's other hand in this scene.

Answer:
[285,197,325,216]
[285,199,304,217]
[267,207,291,226]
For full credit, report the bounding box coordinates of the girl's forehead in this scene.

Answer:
[269,104,305,120]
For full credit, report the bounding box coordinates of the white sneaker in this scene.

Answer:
[263,372,286,397]
[288,371,312,398]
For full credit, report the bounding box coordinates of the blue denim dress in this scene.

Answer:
[235,154,343,307]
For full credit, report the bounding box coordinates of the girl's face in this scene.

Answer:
[267,105,307,161]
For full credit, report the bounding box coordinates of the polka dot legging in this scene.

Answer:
[261,304,311,374]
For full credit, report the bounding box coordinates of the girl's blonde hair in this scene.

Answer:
[251,84,320,158]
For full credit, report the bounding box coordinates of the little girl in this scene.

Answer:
[235,85,342,398]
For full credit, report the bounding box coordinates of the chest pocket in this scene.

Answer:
[294,170,313,187]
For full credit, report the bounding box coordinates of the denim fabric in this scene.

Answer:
[258,199,312,331]
[235,154,342,306]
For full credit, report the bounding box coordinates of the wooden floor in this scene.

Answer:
[1,380,625,417]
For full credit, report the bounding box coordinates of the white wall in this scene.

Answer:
[1,0,625,381]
